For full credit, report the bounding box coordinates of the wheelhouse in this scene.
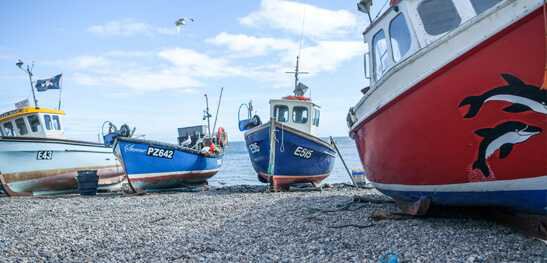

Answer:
[363,0,506,86]
[270,96,321,135]
[0,107,65,139]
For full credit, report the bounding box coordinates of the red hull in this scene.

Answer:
[126,171,219,192]
[352,8,546,209]
[258,172,328,191]
[0,166,124,196]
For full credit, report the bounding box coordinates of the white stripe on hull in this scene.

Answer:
[0,140,119,174]
[128,168,221,179]
[370,175,547,193]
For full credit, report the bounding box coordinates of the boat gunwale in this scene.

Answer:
[244,121,335,151]
[115,137,223,159]
[0,136,111,148]
[350,0,542,132]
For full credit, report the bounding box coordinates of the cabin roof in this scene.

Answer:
[0,107,65,123]
[269,98,320,108]
[362,5,397,36]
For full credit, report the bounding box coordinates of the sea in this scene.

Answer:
[208,136,362,187]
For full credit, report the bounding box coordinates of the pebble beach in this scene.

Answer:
[0,185,545,262]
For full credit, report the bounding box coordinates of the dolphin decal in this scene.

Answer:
[472,121,542,177]
[459,74,547,118]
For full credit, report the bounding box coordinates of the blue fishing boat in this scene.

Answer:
[113,137,223,192]
[239,57,336,191]
[108,90,227,192]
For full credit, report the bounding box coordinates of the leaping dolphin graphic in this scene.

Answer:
[459,74,547,118]
[473,121,542,177]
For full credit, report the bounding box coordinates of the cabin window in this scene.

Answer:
[0,126,3,136]
[15,118,28,135]
[292,106,309,124]
[52,115,62,130]
[313,108,320,127]
[273,105,289,123]
[372,30,390,80]
[3,122,14,136]
[389,13,412,62]
[44,115,53,130]
[470,0,502,14]
[27,115,41,133]
[418,0,461,36]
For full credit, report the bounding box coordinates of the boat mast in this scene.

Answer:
[16,60,38,108]
[203,94,212,138]
[286,56,308,95]
[211,87,224,135]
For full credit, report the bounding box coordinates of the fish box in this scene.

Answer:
[177,125,208,147]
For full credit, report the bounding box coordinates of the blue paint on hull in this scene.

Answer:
[244,123,335,184]
[115,138,222,191]
[379,189,547,215]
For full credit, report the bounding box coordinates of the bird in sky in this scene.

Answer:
[175,17,194,32]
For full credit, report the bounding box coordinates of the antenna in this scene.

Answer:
[284,7,311,97]
[298,7,307,58]
[58,72,63,110]
[211,87,224,136]
[16,59,38,108]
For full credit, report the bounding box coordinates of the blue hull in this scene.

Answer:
[115,138,222,192]
[366,175,547,215]
[376,185,547,215]
[244,122,335,187]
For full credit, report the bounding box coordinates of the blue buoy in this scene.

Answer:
[379,252,399,263]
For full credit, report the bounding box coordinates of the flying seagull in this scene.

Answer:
[175,17,194,32]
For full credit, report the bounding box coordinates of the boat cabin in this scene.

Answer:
[0,107,65,139]
[270,96,321,135]
[362,0,506,86]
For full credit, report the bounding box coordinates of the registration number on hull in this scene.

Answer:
[37,151,53,160]
[294,146,313,159]
[146,146,174,159]
[248,143,260,154]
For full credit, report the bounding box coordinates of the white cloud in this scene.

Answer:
[288,41,364,73]
[70,48,244,92]
[88,19,176,37]
[207,32,298,57]
[158,48,242,77]
[205,33,364,78]
[0,53,13,60]
[240,0,358,39]
[69,56,111,69]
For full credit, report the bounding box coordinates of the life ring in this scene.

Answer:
[217,127,228,147]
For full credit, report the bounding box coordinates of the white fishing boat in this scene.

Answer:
[0,60,124,196]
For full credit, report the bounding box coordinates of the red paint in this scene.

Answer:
[129,172,217,183]
[258,172,328,190]
[352,8,547,186]
[282,96,310,101]
[1,166,124,196]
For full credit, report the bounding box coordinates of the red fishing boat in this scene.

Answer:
[348,0,546,214]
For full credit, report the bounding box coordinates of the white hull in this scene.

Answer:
[0,137,124,195]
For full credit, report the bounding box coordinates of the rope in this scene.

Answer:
[279,123,285,153]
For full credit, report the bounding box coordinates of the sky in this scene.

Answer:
[0,0,387,143]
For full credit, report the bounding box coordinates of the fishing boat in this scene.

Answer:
[111,90,226,193]
[239,57,336,191]
[347,0,546,215]
[0,61,124,196]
